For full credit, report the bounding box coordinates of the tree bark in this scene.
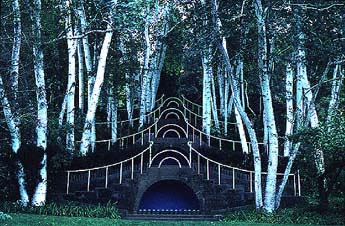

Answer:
[30,0,48,206]
[9,0,21,101]
[79,25,113,155]
[211,0,263,208]
[139,12,151,128]
[284,63,294,157]
[64,0,77,154]
[254,0,279,213]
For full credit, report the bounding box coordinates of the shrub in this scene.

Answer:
[224,207,345,225]
[0,211,12,220]
[0,201,120,219]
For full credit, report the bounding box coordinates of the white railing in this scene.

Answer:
[76,96,168,150]
[185,119,265,152]
[187,142,300,196]
[66,142,154,194]
[95,94,165,127]
[181,95,238,129]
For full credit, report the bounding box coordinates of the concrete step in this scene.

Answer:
[124,213,223,221]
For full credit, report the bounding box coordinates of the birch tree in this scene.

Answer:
[29,0,48,206]
[284,63,294,157]
[211,0,263,209]
[75,0,96,150]
[254,0,279,213]
[79,1,116,154]
[0,0,31,207]
[64,0,77,154]
[0,75,29,206]
[119,39,134,126]
[139,10,151,128]
[200,0,212,135]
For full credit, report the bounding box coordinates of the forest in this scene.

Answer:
[0,0,344,221]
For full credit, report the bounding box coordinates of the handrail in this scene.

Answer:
[182,103,238,126]
[67,142,153,173]
[187,142,293,176]
[95,94,165,125]
[181,94,237,126]
[186,119,263,147]
[78,96,171,145]
[116,94,165,112]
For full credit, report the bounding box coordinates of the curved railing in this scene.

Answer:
[66,140,301,197]
[185,119,265,153]
[77,95,168,150]
[187,142,300,196]
[66,142,154,194]
[158,98,262,153]
[181,94,238,129]
[95,94,165,127]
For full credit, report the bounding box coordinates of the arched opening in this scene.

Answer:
[138,180,200,210]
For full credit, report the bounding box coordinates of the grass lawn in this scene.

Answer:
[0,213,315,226]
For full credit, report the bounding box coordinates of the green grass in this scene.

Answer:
[0,213,315,226]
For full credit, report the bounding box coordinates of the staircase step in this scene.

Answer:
[124,214,223,221]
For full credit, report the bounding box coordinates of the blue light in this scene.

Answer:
[139,180,200,210]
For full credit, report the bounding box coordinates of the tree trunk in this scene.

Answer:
[0,75,30,206]
[211,0,263,208]
[327,65,343,123]
[64,0,77,154]
[77,39,85,112]
[9,0,21,101]
[75,0,96,152]
[111,86,118,144]
[284,63,294,157]
[234,62,248,154]
[210,74,220,132]
[119,39,134,126]
[139,13,151,128]
[30,0,48,206]
[254,0,279,213]
[79,26,113,155]
[201,47,212,135]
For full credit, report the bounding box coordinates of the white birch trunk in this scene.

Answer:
[111,87,117,144]
[224,69,231,135]
[125,72,134,126]
[77,39,85,112]
[139,14,151,128]
[75,0,96,151]
[210,75,220,132]
[327,65,343,123]
[235,62,248,154]
[79,27,113,155]
[234,107,248,153]
[201,47,212,135]
[2,1,29,205]
[107,87,112,128]
[0,75,29,206]
[217,65,225,118]
[302,74,319,128]
[65,0,77,154]
[254,0,279,213]
[150,4,170,111]
[284,63,294,157]
[9,0,21,100]
[58,90,67,129]
[30,0,48,206]
[296,49,304,130]
[119,39,134,126]
[217,37,263,210]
